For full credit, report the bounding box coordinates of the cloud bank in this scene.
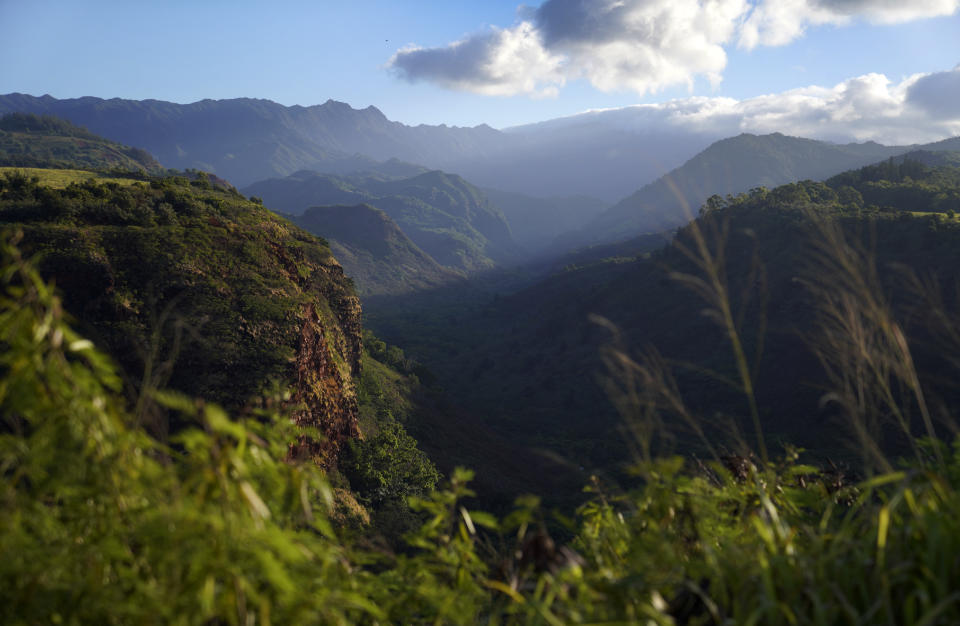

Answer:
[389,0,959,97]
[549,65,960,146]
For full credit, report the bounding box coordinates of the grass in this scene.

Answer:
[908,210,960,220]
[0,166,147,189]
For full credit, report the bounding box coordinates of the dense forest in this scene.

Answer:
[4,113,960,623]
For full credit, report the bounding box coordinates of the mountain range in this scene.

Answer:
[8,93,959,259]
[0,93,720,199]
[7,96,960,286]
[0,94,505,188]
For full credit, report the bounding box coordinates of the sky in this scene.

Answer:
[1,0,959,141]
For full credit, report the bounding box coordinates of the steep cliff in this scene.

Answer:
[0,167,364,465]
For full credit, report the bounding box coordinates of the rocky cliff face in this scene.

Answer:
[289,268,364,466]
[291,302,360,465]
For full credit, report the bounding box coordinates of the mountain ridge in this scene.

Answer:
[553,131,956,252]
[0,93,506,187]
[6,93,959,205]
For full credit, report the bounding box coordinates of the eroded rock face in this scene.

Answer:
[316,264,363,379]
[290,298,362,467]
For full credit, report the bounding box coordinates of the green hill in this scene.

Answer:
[293,203,462,296]
[558,132,907,251]
[243,169,521,273]
[0,112,161,172]
[0,167,363,465]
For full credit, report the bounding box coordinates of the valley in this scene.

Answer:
[4,76,960,621]
[6,106,960,512]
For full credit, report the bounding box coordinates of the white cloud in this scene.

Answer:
[534,0,746,93]
[389,22,565,97]
[389,0,959,98]
[906,63,960,119]
[566,67,960,145]
[739,0,960,48]
[391,0,747,97]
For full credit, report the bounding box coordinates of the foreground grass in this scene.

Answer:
[0,166,147,188]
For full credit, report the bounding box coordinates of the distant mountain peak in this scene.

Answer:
[556,131,914,251]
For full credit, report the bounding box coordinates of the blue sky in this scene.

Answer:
[1,0,958,132]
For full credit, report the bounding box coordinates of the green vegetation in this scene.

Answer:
[0,112,161,172]
[0,166,149,188]
[343,331,442,541]
[825,152,960,213]
[6,227,960,623]
[0,111,102,137]
[0,167,362,468]
[6,116,960,622]
[564,132,955,251]
[365,156,960,509]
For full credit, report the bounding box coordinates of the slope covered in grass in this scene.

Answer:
[0,112,161,172]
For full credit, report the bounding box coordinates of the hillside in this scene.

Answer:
[11,210,960,624]
[556,132,904,250]
[0,167,363,465]
[0,120,449,537]
[244,169,521,272]
[6,112,960,626]
[293,204,462,296]
[0,112,161,172]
